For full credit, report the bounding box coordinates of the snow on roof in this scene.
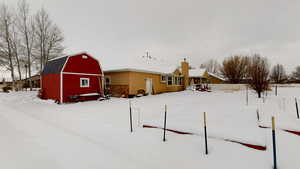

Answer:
[48,51,88,61]
[104,56,179,74]
[207,72,226,81]
[189,68,206,77]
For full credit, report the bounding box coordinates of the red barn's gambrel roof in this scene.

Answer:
[41,56,68,75]
[41,52,103,75]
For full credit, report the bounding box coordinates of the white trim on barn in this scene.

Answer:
[48,51,89,61]
[60,56,70,103]
[62,72,102,76]
[60,73,63,103]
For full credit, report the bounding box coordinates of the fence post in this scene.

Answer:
[129,100,133,132]
[272,116,277,169]
[163,104,167,142]
[204,112,208,155]
[296,98,299,119]
[275,85,278,96]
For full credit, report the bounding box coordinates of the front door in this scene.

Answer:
[145,78,153,95]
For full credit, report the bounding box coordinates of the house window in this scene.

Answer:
[161,75,166,82]
[174,76,179,85]
[179,77,183,85]
[167,76,173,85]
[80,78,90,87]
[105,77,111,88]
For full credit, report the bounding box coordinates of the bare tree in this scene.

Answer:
[34,8,64,71]
[0,1,65,91]
[10,22,23,81]
[17,0,35,90]
[45,24,64,61]
[292,66,300,80]
[0,3,16,89]
[270,64,287,84]
[247,54,270,98]
[201,59,221,74]
[220,55,250,83]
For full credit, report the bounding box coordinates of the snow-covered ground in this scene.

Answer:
[0,86,299,169]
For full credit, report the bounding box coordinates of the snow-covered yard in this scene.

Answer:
[0,86,299,169]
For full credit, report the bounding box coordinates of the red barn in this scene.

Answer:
[40,52,104,103]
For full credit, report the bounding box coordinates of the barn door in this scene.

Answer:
[145,78,153,95]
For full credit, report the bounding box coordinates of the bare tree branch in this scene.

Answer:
[247,54,270,98]
[270,64,287,84]
[220,55,250,83]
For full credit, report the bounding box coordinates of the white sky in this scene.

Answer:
[3,0,300,72]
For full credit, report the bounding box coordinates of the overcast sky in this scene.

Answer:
[4,0,300,72]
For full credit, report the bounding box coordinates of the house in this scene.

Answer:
[203,71,226,84]
[104,57,189,97]
[40,52,104,103]
[0,68,15,91]
[189,68,207,85]
[15,74,41,90]
[189,68,225,85]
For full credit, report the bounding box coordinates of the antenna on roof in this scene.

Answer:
[142,51,152,59]
[147,51,151,59]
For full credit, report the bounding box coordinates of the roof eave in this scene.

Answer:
[104,68,173,75]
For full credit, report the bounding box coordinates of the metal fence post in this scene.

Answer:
[129,100,133,132]
[163,104,167,142]
[272,116,277,169]
[204,112,208,155]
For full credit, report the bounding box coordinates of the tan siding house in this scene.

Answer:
[202,72,225,84]
[104,59,189,97]
[189,68,225,85]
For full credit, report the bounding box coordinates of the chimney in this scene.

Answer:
[181,58,189,89]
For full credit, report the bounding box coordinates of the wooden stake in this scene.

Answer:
[163,104,167,142]
[272,116,277,169]
[204,112,208,155]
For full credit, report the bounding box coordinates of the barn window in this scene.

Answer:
[82,55,88,59]
[80,78,90,87]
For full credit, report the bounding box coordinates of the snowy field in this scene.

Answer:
[0,86,299,169]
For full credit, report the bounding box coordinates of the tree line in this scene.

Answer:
[201,54,300,98]
[0,0,64,90]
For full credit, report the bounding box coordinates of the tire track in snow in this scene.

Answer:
[0,104,156,169]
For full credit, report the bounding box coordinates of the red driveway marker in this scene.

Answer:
[143,124,266,151]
